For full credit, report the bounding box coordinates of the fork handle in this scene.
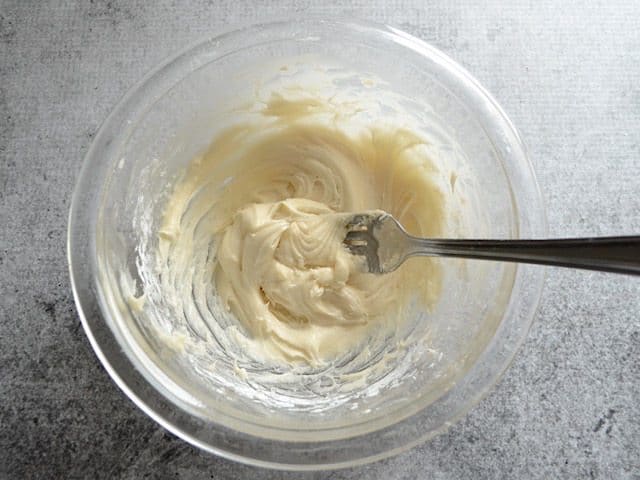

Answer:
[408,236,640,275]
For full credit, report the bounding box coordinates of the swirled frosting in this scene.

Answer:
[156,90,454,365]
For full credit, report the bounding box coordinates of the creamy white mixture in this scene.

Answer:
[155,90,461,365]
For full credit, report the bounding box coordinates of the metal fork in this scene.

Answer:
[342,212,640,275]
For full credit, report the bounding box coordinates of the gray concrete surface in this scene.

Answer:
[1,1,639,478]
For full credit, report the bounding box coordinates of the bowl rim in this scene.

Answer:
[68,17,547,470]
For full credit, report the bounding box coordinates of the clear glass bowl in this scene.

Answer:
[68,19,545,470]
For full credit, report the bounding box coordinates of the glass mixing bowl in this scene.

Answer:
[68,19,546,470]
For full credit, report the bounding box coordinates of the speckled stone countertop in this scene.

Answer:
[1,1,638,478]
